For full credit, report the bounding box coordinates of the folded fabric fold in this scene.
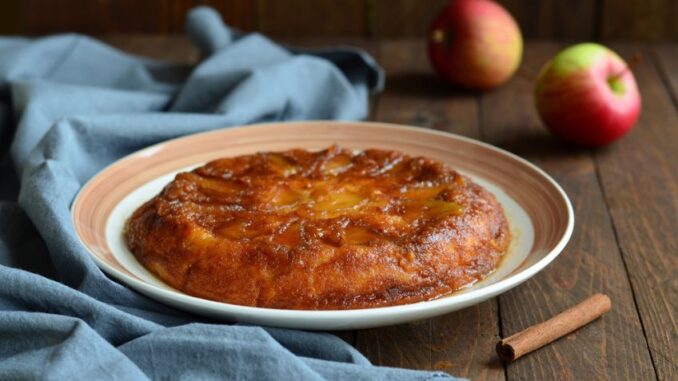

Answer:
[0,6,461,381]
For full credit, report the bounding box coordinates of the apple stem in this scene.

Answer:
[609,53,642,82]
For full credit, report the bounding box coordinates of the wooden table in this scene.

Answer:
[104,36,677,381]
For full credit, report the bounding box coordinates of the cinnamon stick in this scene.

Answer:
[496,293,612,362]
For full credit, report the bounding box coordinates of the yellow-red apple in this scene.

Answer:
[428,0,523,90]
[535,43,641,147]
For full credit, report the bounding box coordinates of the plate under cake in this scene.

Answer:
[125,145,510,310]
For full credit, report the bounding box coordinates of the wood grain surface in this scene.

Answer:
[593,43,678,380]
[601,0,678,41]
[258,0,368,37]
[497,0,599,40]
[98,36,676,380]
[4,0,678,40]
[480,41,657,381]
[370,0,449,38]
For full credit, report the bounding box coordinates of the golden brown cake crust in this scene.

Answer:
[125,146,510,310]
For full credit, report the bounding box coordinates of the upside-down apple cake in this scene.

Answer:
[125,146,509,310]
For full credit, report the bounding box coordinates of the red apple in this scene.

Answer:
[428,0,523,90]
[534,43,641,147]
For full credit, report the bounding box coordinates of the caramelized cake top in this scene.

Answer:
[126,146,510,309]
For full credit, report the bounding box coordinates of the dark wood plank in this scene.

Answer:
[23,0,172,34]
[277,37,377,52]
[0,0,21,34]
[332,330,357,346]
[653,44,678,105]
[355,39,504,381]
[479,42,657,380]
[21,0,257,35]
[590,43,678,380]
[9,0,678,40]
[166,0,258,32]
[370,0,598,40]
[498,0,598,39]
[370,0,448,38]
[601,0,678,41]
[101,35,199,64]
[257,0,367,37]
[364,39,480,139]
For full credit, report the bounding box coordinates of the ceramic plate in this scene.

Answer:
[72,121,573,330]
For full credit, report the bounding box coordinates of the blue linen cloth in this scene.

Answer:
[0,6,462,381]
